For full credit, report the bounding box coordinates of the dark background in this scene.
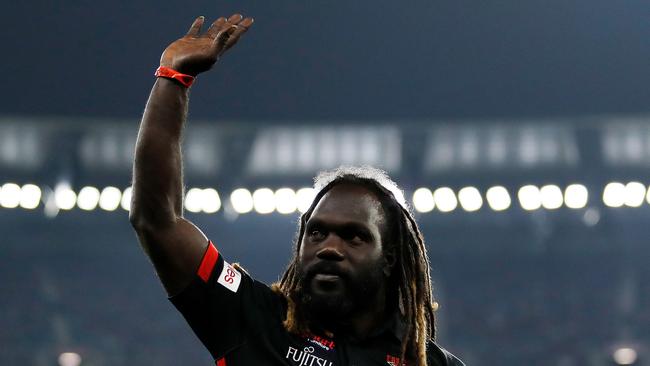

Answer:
[1,0,649,121]
[1,1,650,365]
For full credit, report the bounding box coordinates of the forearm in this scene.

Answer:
[130,78,189,229]
[127,14,252,294]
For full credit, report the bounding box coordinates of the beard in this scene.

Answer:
[296,259,386,324]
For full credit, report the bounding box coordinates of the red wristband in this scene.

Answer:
[154,66,195,88]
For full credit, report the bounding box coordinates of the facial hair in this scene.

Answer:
[296,258,386,324]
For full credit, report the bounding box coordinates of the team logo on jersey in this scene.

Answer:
[386,354,406,366]
[305,334,335,351]
[286,346,334,366]
[217,261,241,293]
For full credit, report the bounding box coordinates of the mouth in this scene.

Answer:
[307,265,346,293]
[313,273,341,282]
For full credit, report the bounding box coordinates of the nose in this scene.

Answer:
[316,234,345,262]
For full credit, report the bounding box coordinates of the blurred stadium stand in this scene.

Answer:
[1,115,650,365]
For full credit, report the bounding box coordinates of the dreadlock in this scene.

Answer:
[273,166,438,366]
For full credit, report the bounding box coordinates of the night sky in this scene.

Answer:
[2,0,648,122]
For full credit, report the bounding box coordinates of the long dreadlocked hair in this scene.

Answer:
[273,166,438,366]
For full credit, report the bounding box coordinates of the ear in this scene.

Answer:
[382,247,396,277]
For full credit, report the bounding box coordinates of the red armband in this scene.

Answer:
[154,66,195,88]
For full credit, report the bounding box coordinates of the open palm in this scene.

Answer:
[160,14,254,76]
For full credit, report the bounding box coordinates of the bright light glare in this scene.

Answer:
[54,183,77,210]
[253,188,275,214]
[625,181,645,207]
[564,184,588,209]
[275,188,297,214]
[613,347,637,365]
[433,187,457,213]
[583,207,600,226]
[99,186,121,211]
[77,186,100,211]
[121,187,132,211]
[458,186,482,212]
[486,186,511,211]
[184,188,203,213]
[296,188,316,213]
[412,188,434,213]
[603,182,625,208]
[540,185,563,210]
[202,188,221,213]
[0,183,21,208]
[518,185,542,211]
[20,184,42,209]
[231,188,253,214]
[58,352,82,366]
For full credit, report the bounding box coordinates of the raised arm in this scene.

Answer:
[129,14,253,296]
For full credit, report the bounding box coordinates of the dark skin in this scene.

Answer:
[130,14,253,295]
[299,184,395,339]
[131,14,394,340]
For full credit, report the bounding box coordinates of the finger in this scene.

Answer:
[212,16,253,53]
[237,17,254,29]
[205,17,227,38]
[186,16,205,37]
[223,24,250,50]
[213,25,237,51]
[227,13,244,24]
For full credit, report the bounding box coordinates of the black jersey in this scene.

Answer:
[170,241,464,366]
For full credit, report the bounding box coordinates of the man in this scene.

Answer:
[130,13,464,366]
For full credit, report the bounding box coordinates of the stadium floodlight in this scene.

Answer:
[77,186,100,211]
[624,181,645,207]
[54,183,77,210]
[603,182,625,208]
[98,186,121,211]
[486,186,511,211]
[412,188,435,213]
[432,187,457,213]
[612,347,637,365]
[253,188,275,214]
[121,187,132,211]
[0,182,21,208]
[296,187,316,213]
[20,184,42,210]
[58,352,82,366]
[184,188,203,213]
[458,186,482,212]
[275,188,297,214]
[202,188,221,213]
[518,185,542,211]
[231,188,254,214]
[540,184,563,210]
[564,184,588,209]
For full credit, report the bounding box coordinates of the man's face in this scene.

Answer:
[297,183,389,320]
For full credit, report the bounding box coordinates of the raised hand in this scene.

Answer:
[160,14,254,76]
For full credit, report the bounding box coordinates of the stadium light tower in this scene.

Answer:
[564,184,588,209]
[486,186,511,211]
[433,187,457,213]
[518,185,542,211]
[412,188,435,213]
[603,182,625,208]
[458,186,482,212]
[612,347,638,365]
[231,188,254,214]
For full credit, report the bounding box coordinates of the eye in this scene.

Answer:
[353,232,368,244]
[341,229,368,244]
[308,228,326,241]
